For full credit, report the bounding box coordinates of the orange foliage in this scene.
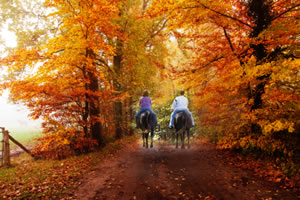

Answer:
[0,0,122,158]
[32,128,98,159]
[148,0,300,173]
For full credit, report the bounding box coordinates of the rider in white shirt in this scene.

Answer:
[169,90,195,128]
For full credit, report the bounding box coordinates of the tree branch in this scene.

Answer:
[50,49,65,55]
[193,0,253,28]
[142,0,150,10]
[191,55,224,73]
[144,18,168,47]
[223,28,234,52]
[94,57,116,76]
[272,3,300,21]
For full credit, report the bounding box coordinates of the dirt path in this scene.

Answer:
[74,140,298,200]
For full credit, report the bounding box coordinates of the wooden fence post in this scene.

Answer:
[2,129,10,167]
[0,127,35,167]
[1,128,3,166]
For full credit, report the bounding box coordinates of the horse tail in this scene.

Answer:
[174,112,187,131]
[140,110,151,130]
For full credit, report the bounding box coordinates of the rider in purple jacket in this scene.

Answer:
[136,90,157,128]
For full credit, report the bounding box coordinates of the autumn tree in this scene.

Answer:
[0,0,121,158]
[149,0,299,172]
[0,0,172,158]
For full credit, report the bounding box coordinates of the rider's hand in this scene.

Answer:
[171,109,174,112]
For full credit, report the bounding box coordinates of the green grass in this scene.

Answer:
[0,130,42,150]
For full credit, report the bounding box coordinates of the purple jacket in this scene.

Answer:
[140,96,152,108]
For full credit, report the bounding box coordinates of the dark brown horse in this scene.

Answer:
[174,111,191,149]
[137,110,155,148]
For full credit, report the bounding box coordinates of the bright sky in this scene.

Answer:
[0,27,42,133]
[0,91,42,132]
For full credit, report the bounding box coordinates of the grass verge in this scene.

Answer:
[0,135,137,200]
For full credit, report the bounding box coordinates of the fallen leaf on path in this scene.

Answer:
[275,178,281,183]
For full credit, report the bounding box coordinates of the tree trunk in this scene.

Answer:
[88,71,103,145]
[113,39,123,139]
[83,67,89,138]
[129,96,134,135]
[246,0,273,134]
[114,101,123,139]
[123,97,132,136]
[86,49,103,145]
[247,0,272,110]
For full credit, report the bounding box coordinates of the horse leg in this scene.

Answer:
[150,128,154,148]
[146,131,149,148]
[142,133,145,147]
[176,133,179,148]
[187,129,190,149]
[181,132,185,149]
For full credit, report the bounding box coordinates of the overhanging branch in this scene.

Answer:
[193,0,253,28]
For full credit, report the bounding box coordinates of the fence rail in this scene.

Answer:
[1,127,34,168]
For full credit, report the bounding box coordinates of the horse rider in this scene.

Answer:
[168,90,195,129]
[136,90,157,128]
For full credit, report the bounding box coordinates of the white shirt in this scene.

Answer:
[171,95,188,110]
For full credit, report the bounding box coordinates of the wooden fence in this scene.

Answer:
[1,127,33,167]
[0,127,10,167]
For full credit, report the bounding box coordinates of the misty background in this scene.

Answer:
[0,23,42,142]
[0,91,42,142]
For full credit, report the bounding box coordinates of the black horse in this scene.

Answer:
[137,110,156,148]
[174,111,191,149]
